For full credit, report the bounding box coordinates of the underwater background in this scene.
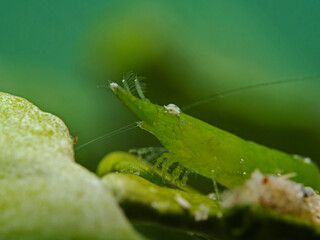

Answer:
[1,0,319,171]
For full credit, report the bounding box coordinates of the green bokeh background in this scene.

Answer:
[1,0,319,172]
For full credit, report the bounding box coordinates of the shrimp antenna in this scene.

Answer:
[121,71,136,94]
[120,71,147,101]
[182,74,319,111]
[75,122,139,151]
[134,75,147,101]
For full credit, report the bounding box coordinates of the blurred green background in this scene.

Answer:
[1,0,320,172]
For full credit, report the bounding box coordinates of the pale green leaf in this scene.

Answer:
[0,92,143,240]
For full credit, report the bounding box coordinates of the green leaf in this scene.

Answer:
[98,151,195,190]
[102,173,221,228]
[102,172,320,240]
[0,92,143,240]
[97,151,166,186]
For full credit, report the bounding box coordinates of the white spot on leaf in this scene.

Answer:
[194,204,210,221]
[175,194,190,209]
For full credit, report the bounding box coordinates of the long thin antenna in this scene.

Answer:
[122,71,135,94]
[135,75,146,101]
[182,74,319,111]
[75,122,139,151]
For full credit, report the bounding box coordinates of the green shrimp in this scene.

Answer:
[110,81,320,191]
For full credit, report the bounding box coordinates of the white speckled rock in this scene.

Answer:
[0,92,143,240]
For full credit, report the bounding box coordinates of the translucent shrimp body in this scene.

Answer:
[111,83,320,191]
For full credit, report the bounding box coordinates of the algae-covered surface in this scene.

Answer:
[0,92,143,240]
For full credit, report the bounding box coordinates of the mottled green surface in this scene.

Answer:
[102,173,221,225]
[0,92,142,240]
[112,85,320,190]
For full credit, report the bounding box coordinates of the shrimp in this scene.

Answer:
[109,76,320,191]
